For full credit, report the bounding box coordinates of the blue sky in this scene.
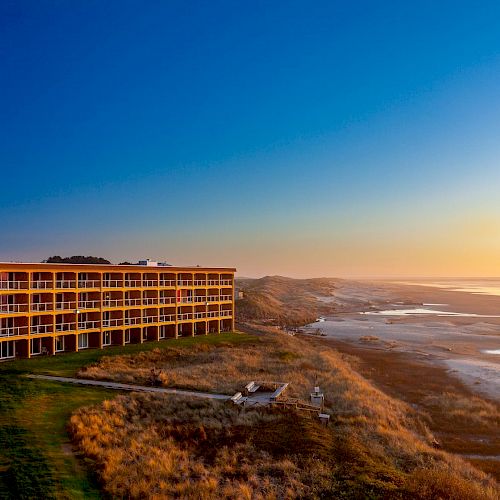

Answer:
[2,1,500,276]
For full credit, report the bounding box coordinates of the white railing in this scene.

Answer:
[55,301,76,310]
[78,321,100,330]
[0,280,28,290]
[102,299,123,308]
[220,310,232,317]
[159,314,175,322]
[206,311,219,318]
[177,280,193,287]
[103,280,123,287]
[159,280,175,287]
[124,317,141,325]
[142,298,158,305]
[102,319,122,327]
[220,295,232,302]
[124,298,142,306]
[79,300,100,309]
[0,326,28,337]
[194,296,206,303]
[206,296,219,302]
[207,280,219,286]
[31,280,53,289]
[178,297,193,304]
[31,324,52,335]
[31,302,52,312]
[124,280,141,287]
[193,312,205,319]
[194,280,206,286]
[220,280,232,286]
[0,303,28,313]
[177,313,192,321]
[55,322,76,332]
[159,297,175,305]
[56,280,76,289]
[143,316,157,324]
[78,280,100,288]
[143,280,158,287]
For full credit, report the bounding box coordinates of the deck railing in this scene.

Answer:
[56,280,76,289]
[31,280,53,289]
[0,326,28,337]
[0,281,28,290]
[78,320,100,330]
[78,280,100,288]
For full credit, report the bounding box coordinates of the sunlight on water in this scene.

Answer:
[361,308,500,318]
[483,349,500,355]
[397,280,500,297]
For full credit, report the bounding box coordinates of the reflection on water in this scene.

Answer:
[361,308,500,318]
[397,279,500,297]
[483,349,500,355]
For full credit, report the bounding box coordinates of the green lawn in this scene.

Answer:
[0,332,254,499]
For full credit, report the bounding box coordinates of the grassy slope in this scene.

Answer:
[0,333,252,499]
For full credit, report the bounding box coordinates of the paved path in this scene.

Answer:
[27,374,232,401]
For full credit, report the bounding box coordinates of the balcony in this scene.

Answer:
[0,303,28,314]
[206,296,219,302]
[193,280,206,286]
[194,296,206,303]
[102,318,122,328]
[220,310,232,317]
[31,302,52,312]
[143,280,158,288]
[142,316,157,324]
[124,280,142,288]
[159,314,175,322]
[31,280,53,290]
[55,301,77,311]
[56,280,76,289]
[78,320,100,331]
[31,324,52,335]
[178,297,193,304]
[124,317,141,325]
[0,280,28,290]
[206,311,219,318]
[193,311,205,319]
[220,280,232,286]
[177,312,192,321]
[220,295,232,302]
[159,280,175,287]
[78,300,100,310]
[102,299,123,308]
[159,297,175,305]
[207,280,219,286]
[103,280,123,288]
[177,280,193,287]
[0,326,28,337]
[78,280,100,288]
[55,322,76,332]
[124,298,142,307]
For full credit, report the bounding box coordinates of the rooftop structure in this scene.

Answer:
[0,262,235,360]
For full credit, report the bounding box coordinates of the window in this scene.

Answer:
[78,333,88,349]
[159,325,166,339]
[102,331,111,346]
[0,341,14,359]
[30,338,41,355]
[124,330,131,344]
[55,336,64,352]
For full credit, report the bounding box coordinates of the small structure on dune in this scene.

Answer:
[231,381,330,425]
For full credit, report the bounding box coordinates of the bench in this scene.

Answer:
[231,392,243,402]
[245,381,260,393]
[270,382,289,401]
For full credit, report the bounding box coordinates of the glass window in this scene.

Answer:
[78,333,88,349]
[55,336,64,352]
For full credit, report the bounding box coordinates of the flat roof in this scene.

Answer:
[0,262,236,272]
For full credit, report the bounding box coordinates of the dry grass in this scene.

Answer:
[71,331,499,499]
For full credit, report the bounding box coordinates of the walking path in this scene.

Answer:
[27,374,232,401]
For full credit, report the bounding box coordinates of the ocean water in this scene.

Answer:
[397,279,500,297]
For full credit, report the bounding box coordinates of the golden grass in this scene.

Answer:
[71,331,499,499]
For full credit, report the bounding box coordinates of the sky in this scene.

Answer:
[1,1,500,278]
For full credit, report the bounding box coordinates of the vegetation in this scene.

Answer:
[45,256,111,264]
[72,330,499,499]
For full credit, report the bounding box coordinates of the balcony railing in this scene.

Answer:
[159,280,175,287]
[142,298,158,305]
[124,298,142,306]
[220,310,232,317]
[194,296,206,303]
[193,280,206,286]
[124,280,141,287]
[103,280,123,288]
[55,301,77,310]
[193,312,205,319]
[143,280,158,287]
[31,280,53,289]
[206,296,219,302]
[55,322,76,332]
[31,324,52,335]
[143,316,157,324]
[159,314,175,322]
[78,320,100,330]
[124,317,141,325]
[102,299,123,308]
[220,280,232,286]
[177,280,193,287]
[56,280,76,289]
[177,312,192,321]
[79,300,100,309]
[0,280,28,290]
[0,303,28,314]
[102,319,122,328]
[159,297,175,305]
[31,302,52,312]
[78,280,100,288]
[207,280,219,286]
[220,295,232,302]
[0,326,28,337]
[206,311,219,318]
[178,297,193,304]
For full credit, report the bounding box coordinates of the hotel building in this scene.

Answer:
[0,262,235,360]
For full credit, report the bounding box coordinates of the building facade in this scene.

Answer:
[0,262,235,360]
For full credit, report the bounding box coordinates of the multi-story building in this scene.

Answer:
[0,262,235,360]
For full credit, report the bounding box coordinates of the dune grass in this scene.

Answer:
[71,330,499,499]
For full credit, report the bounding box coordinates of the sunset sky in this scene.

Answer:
[2,1,500,277]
